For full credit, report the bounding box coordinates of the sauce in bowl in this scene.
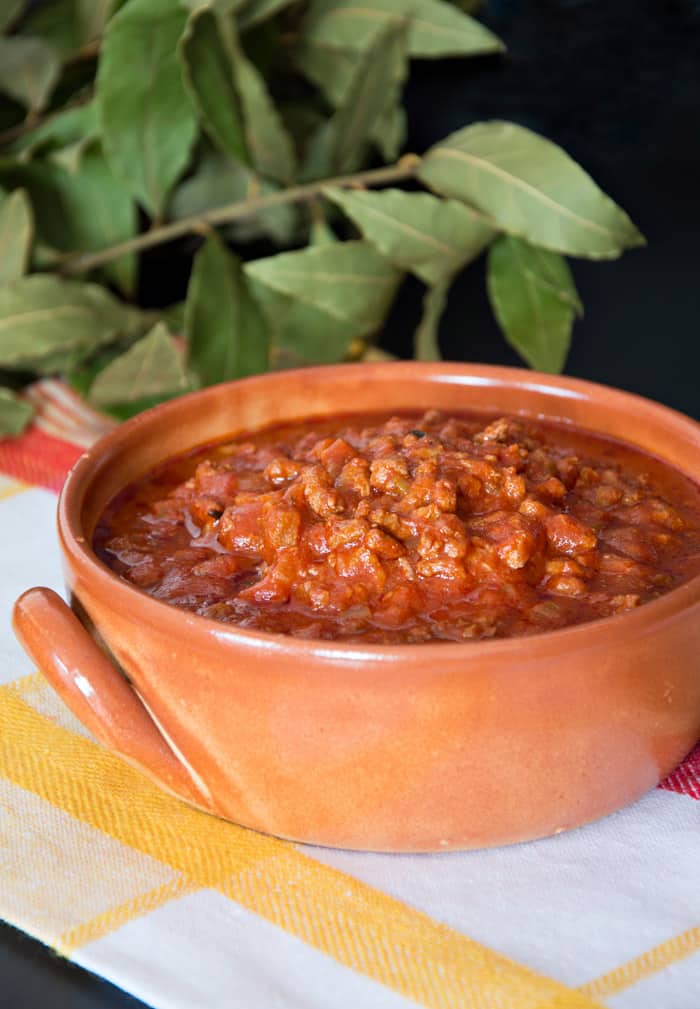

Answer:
[94,410,700,643]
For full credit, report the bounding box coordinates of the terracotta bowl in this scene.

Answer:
[12,362,700,852]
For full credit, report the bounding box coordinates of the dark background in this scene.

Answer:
[2,1,699,1006]
[381,0,700,421]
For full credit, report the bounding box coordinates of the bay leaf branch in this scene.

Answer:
[57,155,421,276]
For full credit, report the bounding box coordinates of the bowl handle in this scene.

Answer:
[12,587,211,809]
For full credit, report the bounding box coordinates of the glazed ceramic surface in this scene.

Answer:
[13,363,700,851]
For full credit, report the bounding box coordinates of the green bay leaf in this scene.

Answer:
[487,235,580,373]
[88,322,188,406]
[360,345,397,362]
[0,387,33,438]
[295,42,358,107]
[0,275,144,373]
[244,240,402,333]
[169,149,298,245]
[16,0,81,55]
[371,103,406,161]
[303,0,503,58]
[185,232,268,387]
[230,33,297,183]
[523,243,583,317]
[162,300,186,335]
[182,8,296,184]
[302,21,408,179]
[18,0,120,55]
[0,0,24,33]
[180,0,243,11]
[48,137,92,175]
[249,275,357,367]
[0,190,33,286]
[296,42,406,160]
[69,142,138,295]
[419,120,645,259]
[97,0,198,216]
[237,0,296,30]
[325,187,495,285]
[0,36,61,112]
[414,279,448,361]
[9,102,99,159]
[309,207,337,246]
[76,0,121,43]
[1,143,137,295]
[179,8,249,163]
[168,149,251,219]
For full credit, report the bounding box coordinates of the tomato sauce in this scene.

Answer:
[94,411,700,643]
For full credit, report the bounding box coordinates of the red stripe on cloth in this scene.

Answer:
[659,742,700,800]
[0,426,84,492]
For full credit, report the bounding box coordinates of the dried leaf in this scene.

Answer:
[97,0,198,215]
[0,387,33,438]
[0,275,144,373]
[487,235,581,372]
[419,120,645,259]
[0,36,61,112]
[89,322,188,406]
[303,0,503,58]
[185,232,268,387]
[325,187,495,285]
[0,190,33,286]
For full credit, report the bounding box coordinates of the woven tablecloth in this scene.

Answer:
[1,380,698,1009]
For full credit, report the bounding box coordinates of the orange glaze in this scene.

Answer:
[94,411,700,643]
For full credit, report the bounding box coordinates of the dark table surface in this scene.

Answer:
[3,2,700,1007]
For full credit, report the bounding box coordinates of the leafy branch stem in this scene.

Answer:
[57,155,422,276]
[69,39,101,63]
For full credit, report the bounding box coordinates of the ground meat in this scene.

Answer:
[94,410,700,643]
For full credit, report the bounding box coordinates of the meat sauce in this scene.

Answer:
[94,411,700,643]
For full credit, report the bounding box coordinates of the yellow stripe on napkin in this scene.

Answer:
[0,680,605,1009]
[578,926,700,1000]
[58,877,200,954]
